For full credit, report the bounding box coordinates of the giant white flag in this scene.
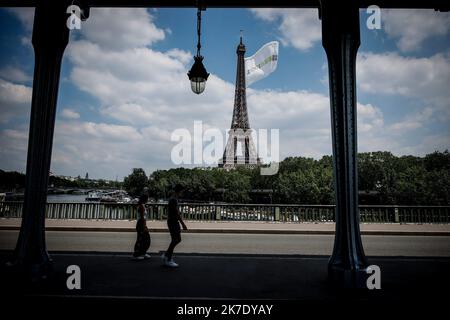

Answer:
[245,41,279,86]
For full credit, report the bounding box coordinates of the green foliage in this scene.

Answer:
[2,151,449,205]
[0,170,25,191]
[222,170,252,203]
[144,151,450,205]
[123,168,148,197]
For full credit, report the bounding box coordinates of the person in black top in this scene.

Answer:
[163,184,187,267]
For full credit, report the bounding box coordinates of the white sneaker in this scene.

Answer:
[144,253,151,259]
[165,259,179,268]
[133,255,145,261]
[161,253,167,262]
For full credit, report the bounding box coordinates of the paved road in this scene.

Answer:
[2,252,450,303]
[1,230,449,256]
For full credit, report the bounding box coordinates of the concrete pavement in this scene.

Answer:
[1,230,449,256]
[1,252,449,307]
[1,218,450,235]
[2,219,449,311]
[1,219,449,312]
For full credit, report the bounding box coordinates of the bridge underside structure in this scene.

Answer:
[2,0,448,288]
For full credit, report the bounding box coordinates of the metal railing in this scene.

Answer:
[0,201,449,223]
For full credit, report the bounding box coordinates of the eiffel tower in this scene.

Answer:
[218,35,260,169]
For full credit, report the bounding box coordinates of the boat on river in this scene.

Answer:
[86,190,133,203]
[85,191,102,201]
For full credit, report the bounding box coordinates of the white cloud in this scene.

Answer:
[0,127,29,172]
[2,8,449,179]
[65,34,236,129]
[357,103,384,133]
[7,8,34,50]
[250,8,450,54]
[248,89,332,159]
[356,51,450,152]
[247,90,389,160]
[166,48,192,65]
[388,106,434,133]
[50,120,182,178]
[101,103,155,124]
[61,108,80,119]
[358,128,450,157]
[52,122,141,177]
[67,40,194,105]
[0,78,32,123]
[58,121,142,142]
[8,8,34,31]
[47,88,339,177]
[356,102,450,156]
[0,66,32,83]
[79,8,165,50]
[357,52,450,108]
[250,9,321,51]
[64,34,353,173]
[383,9,450,52]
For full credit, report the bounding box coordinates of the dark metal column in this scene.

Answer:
[11,1,70,280]
[320,1,368,288]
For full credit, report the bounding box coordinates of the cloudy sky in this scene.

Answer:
[0,8,449,180]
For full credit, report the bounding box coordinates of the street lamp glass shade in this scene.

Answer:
[187,56,209,94]
[190,78,206,94]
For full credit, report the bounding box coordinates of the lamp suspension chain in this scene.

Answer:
[197,8,202,57]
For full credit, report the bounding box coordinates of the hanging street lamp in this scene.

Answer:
[187,6,209,94]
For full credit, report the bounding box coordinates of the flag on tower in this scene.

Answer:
[244,41,279,86]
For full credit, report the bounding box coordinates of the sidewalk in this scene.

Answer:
[1,218,449,235]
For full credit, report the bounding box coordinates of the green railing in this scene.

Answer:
[0,201,449,223]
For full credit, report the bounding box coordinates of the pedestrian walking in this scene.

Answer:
[162,184,187,267]
[133,193,151,260]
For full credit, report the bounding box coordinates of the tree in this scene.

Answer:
[223,170,251,203]
[76,150,450,205]
[424,150,450,171]
[123,168,148,197]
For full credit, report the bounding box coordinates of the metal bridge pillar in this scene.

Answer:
[11,0,74,280]
[320,0,369,288]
